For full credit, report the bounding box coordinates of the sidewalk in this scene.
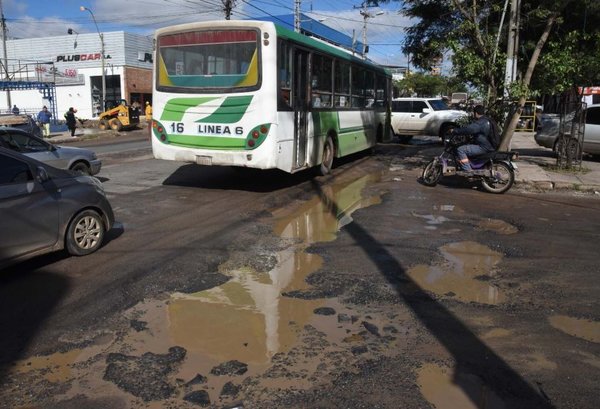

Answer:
[44,126,148,145]
[511,131,600,193]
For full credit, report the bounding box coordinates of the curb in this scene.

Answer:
[515,180,600,193]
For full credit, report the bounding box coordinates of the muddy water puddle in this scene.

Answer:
[549,315,600,343]
[6,173,386,406]
[411,205,518,236]
[408,241,505,305]
[417,363,506,409]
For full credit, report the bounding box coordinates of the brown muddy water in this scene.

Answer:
[407,241,505,305]
[417,363,506,409]
[548,315,600,343]
[7,172,386,407]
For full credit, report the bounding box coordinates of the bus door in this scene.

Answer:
[293,49,310,169]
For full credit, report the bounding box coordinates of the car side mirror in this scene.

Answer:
[422,108,432,114]
[36,166,50,184]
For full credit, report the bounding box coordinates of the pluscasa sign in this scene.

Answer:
[56,54,112,63]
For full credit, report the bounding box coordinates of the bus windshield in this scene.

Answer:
[157,29,260,91]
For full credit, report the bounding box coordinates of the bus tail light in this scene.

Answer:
[245,123,271,150]
[153,120,168,143]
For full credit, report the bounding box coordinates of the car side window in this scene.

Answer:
[0,154,33,184]
[586,107,600,125]
[412,101,427,113]
[392,101,411,112]
[7,131,42,152]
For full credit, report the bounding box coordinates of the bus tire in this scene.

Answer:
[319,135,335,176]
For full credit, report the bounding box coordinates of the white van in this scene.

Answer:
[391,97,467,143]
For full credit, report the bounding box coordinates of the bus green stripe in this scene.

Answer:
[197,95,254,124]
[168,134,247,149]
[161,97,220,121]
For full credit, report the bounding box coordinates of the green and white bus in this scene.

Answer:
[152,20,391,174]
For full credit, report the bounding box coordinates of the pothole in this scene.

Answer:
[548,315,600,343]
[407,241,505,305]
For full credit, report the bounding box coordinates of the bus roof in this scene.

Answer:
[274,23,389,75]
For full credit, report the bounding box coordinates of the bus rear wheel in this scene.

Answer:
[319,135,335,176]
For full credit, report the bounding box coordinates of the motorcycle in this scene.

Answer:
[421,134,518,194]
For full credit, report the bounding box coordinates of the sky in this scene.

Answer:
[2,0,413,67]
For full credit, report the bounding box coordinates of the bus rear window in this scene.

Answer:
[157,29,260,91]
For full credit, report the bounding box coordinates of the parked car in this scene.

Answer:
[391,97,468,143]
[0,147,114,269]
[534,104,600,155]
[0,127,101,175]
[0,113,43,137]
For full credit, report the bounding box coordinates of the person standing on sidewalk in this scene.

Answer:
[37,106,52,138]
[145,101,153,132]
[12,105,19,115]
[64,107,78,137]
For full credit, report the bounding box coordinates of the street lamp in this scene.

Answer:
[80,5,105,114]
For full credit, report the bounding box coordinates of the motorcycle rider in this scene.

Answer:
[449,105,496,171]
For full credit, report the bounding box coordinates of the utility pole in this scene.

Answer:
[223,0,235,20]
[354,1,383,59]
[504,0,521,97]
[294,0,301,32]
[0,0,11,109]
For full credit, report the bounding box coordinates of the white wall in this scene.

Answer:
[0,32,151,119]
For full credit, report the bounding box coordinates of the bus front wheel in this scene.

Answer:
[319,135,335,176]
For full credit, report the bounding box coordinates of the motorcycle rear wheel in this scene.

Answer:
[481,162,514,194]
[422,159,443,186]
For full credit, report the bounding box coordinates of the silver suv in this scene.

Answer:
[391,97,467,143]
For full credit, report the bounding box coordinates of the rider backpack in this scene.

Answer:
[485,116,501,150]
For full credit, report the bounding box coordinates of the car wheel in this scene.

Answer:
[66,210,106,256]
[70,161,91,175]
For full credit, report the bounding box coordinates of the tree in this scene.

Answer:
[394,72,465,97]
[370,0,600,149]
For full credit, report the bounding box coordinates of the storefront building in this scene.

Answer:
[1,31,153,119]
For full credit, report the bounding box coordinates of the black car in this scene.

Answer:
[0,147,114,269]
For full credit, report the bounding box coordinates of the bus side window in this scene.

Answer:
[334,60,350,108]
[312,54,333,109]
[278,40,293,110]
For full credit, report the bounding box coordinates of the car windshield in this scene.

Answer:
[429,99,449,111]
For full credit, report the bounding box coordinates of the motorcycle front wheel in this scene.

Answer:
[481,162,514,194]
[422,159,443,186]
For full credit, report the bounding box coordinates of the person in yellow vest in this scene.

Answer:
[145,101,153,132]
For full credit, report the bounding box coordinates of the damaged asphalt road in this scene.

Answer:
[0,141,599,408]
